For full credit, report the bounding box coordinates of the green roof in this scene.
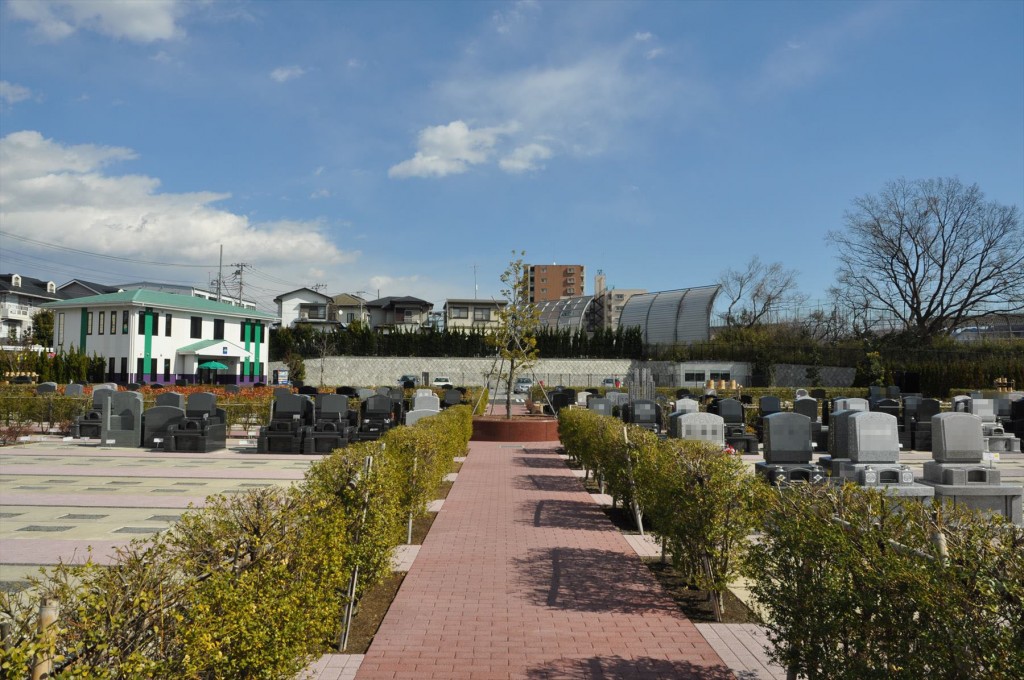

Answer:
[41,289,277,320]
[178,339,253,354]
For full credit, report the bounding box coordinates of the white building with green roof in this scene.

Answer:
[42,290,276,386]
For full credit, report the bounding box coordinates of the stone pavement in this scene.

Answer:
[330,439,752,680]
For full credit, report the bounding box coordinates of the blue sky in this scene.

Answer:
[1,0,1021,316]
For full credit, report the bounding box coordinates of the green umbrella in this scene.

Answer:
[198,360,229,370]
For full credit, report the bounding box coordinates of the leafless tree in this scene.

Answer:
[717,256,806,327]
[827,177,1024,341]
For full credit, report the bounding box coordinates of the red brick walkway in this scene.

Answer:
[356,440,733,679]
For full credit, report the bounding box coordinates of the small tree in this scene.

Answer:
[487,252,540,419]
[30,309,54,347]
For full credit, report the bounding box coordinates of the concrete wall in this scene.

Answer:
[272,356,640,388]
[271,356,857,389]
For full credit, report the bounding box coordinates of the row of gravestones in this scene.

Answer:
[581,393,1022,524]
[72,390,226,452]
[257,387,447,454]
[36,382,251,397]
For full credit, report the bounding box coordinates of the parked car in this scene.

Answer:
[602,377,618,389]
[513,377,534,394]
[398,374,419,386]
[431,376,454,388]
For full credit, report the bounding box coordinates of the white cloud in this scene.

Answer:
[346,58,365,70]
[270,66,306,83]
[310,189,330,199]
[437,51,682,158]
[0,131,353,282]
[645,48,664,60]
[634,31,653,42]
[499,143,552,173]
[492,0,540,35]
[389,120,518,179]
[749,4,898,97]
[7,0,184,43]
[0,81,32,106]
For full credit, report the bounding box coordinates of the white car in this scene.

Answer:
[513,377,534,394]
[431,376,454,388]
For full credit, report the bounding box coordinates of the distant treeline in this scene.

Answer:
[269,324,647,362]
[267,324,1024,396]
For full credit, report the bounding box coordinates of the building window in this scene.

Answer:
[108,357,115,379]
[403,309,414,323]
[121,310,129,334]
[709,371,731,381]
[120,357,127,382]
[473,308,491,321]
[164,359,171,381]
[98,311,105,335]
[57,312,65,345]
[150,357,157,381]
[136,357,144,382]
[449,306,468,319]
[684,371,705,382]
[566,288,575,295]
[190,316,202,339]
[165,314,172,336]
[614,293,624,300]
[110,311,117,335]
[566,267,575,273]
[566,277,575,284]
[138,311,145,335]
[541,277,547,283]
[86,312,93,335]
[213,319,224,340]
[151,311,159,336]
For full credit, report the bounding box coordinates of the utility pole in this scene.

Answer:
[231,262,249,306]
[217,244,224,302]
[472,263,478,299]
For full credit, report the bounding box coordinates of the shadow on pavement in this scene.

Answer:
[513,547,678,616]
[526,654,735,679]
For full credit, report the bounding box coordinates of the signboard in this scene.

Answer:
[275,369,289,385]
[222,347,228,354]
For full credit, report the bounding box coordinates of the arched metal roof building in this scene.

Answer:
[535,296,594,332]
[617,285,721,345]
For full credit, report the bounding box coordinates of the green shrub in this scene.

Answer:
[746,484,1024,679]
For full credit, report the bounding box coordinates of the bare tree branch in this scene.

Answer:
[717,257,807,328]
[827,177,1024,341]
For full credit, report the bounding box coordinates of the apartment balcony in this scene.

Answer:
[1,302,31,319]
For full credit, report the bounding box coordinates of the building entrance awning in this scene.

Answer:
[177,339,253,360]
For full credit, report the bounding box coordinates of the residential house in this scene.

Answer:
[274,288,337,330]
[43,290,275,385]
[444,298,506,331]
[365,296,433,330]
[331,292,369,327]
[1,273,65,342]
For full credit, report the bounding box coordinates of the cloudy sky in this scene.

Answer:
[1,0,1021,315]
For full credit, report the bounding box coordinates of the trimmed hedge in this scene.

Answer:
[0,405,473,678]
[747,484,1024,679]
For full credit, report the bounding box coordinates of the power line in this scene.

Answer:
[1,231,216,268]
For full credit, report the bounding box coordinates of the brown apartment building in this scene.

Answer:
[526,263,584,302]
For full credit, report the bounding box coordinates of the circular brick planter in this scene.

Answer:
[471,416,560,442]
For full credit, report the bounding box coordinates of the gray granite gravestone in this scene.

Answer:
[100,391,144,448]
[413,394,441,412]
[587,398,613,417]
[64,384,84,398]
[756,412,826,485]
[921,412,1022,524]
[674,412,725,445]
[833,411,932,499]
[72,387,115,439]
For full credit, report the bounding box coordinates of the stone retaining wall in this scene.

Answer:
[269,357,857,389]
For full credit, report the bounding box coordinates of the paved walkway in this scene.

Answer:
[354,439,735,679]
